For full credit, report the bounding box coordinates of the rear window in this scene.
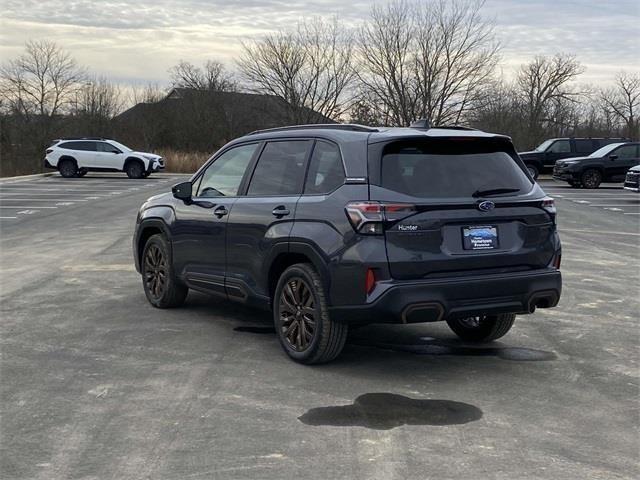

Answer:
[380,140,532,199]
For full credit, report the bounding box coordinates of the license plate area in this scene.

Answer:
[462,225,499,251]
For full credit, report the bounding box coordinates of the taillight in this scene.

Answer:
[46,149,53,154]
[345,201,416,235]
[541,197,556,221]
[553,253,562,269]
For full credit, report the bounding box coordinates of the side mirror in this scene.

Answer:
[609,154,618,161]
[172,181,192,201]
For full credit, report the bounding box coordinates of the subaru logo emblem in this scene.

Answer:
[478,201,495,212]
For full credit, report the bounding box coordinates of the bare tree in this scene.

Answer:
[357,0,499,127]
[238,17,356,123]
[0,40,85,118]
[600,72,640,139]
[169,60,236,92]
[516,53,584,142]
[75,76,124,118]
[129,83,165,106]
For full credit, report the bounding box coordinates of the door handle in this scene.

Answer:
[213,206,228,218]
[272,206,290,217]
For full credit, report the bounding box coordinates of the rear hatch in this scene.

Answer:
[368,136,556,280]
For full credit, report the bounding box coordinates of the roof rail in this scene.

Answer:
[248,124,379,135]
[58,137,109,141]
[432,125,478,131]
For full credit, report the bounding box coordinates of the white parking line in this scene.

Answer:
[0,194,106,198]
[0,198,87,202]
[589,204,640,207]
[0,216,17,219]
[623,212,640,215]
[0,206,57,209]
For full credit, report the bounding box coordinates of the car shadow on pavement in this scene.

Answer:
[188,293,557,363]
[298,393,483,430]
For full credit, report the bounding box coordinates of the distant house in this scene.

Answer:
[114,89,334,151]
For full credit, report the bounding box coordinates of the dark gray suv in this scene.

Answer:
[133,123,562,364]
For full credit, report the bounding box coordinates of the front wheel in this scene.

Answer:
[141,234,188,308]
[274,263,347,364]
[581,169,602,189]
[446,314,516,342]
[125,161,144,179]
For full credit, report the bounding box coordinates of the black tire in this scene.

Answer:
[446,313,516,342]
[581,169,602,189]
[526,164,539,180]
[141,234,188,308]
[125,161,144,179]
[58,159,78,178]
[273,263,348,364]
[77,169,88,177]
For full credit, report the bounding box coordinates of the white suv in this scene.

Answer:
[45,138,164,178]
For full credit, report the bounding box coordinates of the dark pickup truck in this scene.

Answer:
[520,137,629,179]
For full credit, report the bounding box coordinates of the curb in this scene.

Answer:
[0,173,55,183]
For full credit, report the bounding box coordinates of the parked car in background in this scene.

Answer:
[552,142,640,189]
[624,164,640,192]
[45,138,164,178]
[133,122,562,364]
[519,137,629,179]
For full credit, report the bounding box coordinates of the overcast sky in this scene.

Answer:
[1,0,638,87]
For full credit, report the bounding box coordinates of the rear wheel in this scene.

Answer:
[274,263,347,364]
[526,164,539,180]
[581,169,602,189]
[446,314,516,342]
[58,159,78,178]
[141,234,188,308]
[125,161,144,179]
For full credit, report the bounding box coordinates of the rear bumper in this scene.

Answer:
[44,158,55,170]
[329,268,562,325]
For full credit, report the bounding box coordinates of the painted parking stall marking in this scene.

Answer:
[540,179,639,215]
[0,173,186,222]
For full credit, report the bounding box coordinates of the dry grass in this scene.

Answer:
[157,149,211,173]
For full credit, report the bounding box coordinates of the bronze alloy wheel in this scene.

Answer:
[458,316,483,328]
[279,277,317,351]
[144,244,167,300]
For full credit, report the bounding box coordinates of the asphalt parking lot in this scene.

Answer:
[1,173,638,479]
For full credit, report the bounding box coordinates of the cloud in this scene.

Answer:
[0,0,637,85]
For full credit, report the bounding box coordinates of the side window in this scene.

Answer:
[548,140,570,153]
[247,140,311,196]
[97,142,121,153]
[613,145,637,159]
[304,141,345,194]
[58,142,73,150]
[575,139,594,153]
[196,143,258,197]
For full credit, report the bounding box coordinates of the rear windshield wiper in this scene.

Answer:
[472,188,521,198]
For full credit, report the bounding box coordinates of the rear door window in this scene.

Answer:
[575,139,594,154]
[380,140,532,199]
[247,140,311,196]
[59,141,95,151]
